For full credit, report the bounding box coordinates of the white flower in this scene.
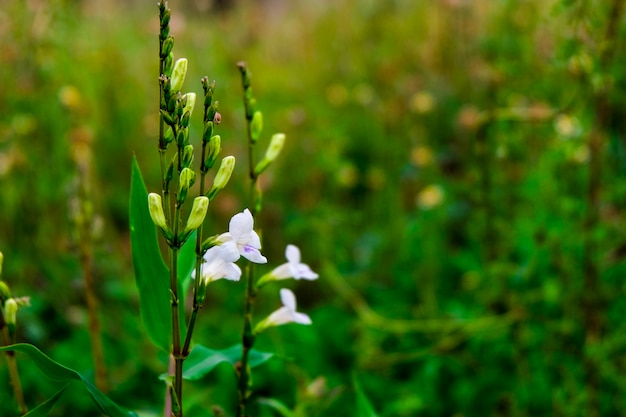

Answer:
[218,209,267,264]
[261,245,318,285]
[192,242,242,284]
[254,288,311,334]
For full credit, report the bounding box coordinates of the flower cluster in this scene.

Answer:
[192,208,318,331]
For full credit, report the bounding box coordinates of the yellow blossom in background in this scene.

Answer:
[409,91,435,114]
[353,83,375,106]
[58,85,82,110]
[417,184,444,209]
[554,114,582,139]
[410,145,434,167]
[337,162,359,187]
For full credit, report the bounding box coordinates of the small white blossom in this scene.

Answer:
[192,242,242,284]
[261,245,318,286]
[218,209,267,264]
[254,288,311,334]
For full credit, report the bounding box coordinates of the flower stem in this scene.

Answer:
[1,327,26,415]
[170,205,183,417]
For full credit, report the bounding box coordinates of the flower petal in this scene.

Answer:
[292,311,312,325]
[285,244,301,264]
[270,263,292,279]
[280,288,297,311]
[229,209,254,242]
[241,245,268,264]
[290,263,319,280]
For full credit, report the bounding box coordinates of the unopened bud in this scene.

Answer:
[250,111,263,144]
[160,109,174,126]
[177,168,196,204]
[0,251,3,276]
[203,135,221,172]
[183,92,196,117]
[164,152,177,188]
[207,156,235,200]
[202,121,214,143]
[170,58,188,93]
[183,197,209,237]
[160,9,171,28]
[164,52,174,77]
[255,133,285,175]
[213,111,222,125]
[161,36,174,58]
[163,126,175,146]
[182,145,194,168]
[177,127,189,147]
[4,298,17,331]
[0,281,10,303]
[148,193,171,238]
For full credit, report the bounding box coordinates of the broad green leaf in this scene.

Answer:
[130,157,171,352]
[182,344,274,381]
[257,397,295,417]
[24,384,68,417]
[353,374,379,417]
[0,344,136,417]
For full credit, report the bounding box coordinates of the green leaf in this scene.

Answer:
[0,344,136,417]
[24,384,68,417]
[257,397,295,417]
[130,157,171,352]
[353,374,379,417]
[182,344,274,381]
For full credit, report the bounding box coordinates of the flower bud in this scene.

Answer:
[0,281,10,303]
[0,251,3,276]
[170,58,188,93]
[4,298,17,335]
[163,126,175,146]
[202,121,214,143]
[163,52,174,77]
[161,36,174,58]
[207,156,235,201]
[160,109,174,126]
[148,193,171,238]
[160,9,171,28]
[177,127,189,147]
[164,152,177,188]
[203,135,221,172]
[182,145,194,168]
[255,133,285,176]
[250,111,263,144]
[177,168,196,204]
[183,92,196,117]
[182,196,209,236]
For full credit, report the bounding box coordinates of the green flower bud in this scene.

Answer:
[207,156,235,201]
[4,298,17,335]
[178,168,196,204]
[160,9,171,29]
[250,111,263,144]
[207,102,219,124]
[177,127,189,147]
[183,92,196,117]
[182,196,209,237]
[182,145,194,168]
[202,121,214,143]
[161,36,174,58]
[164,52,174,77]
[0,251,3,276]
[163,126,175,146]
[255,133,285,176]
[0,281,10,304]
[203,135,221,172]
[148,193,171,239]
[170,58,188,93]
[160,109,174,126]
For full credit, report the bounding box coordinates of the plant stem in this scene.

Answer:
[79,239,108,393]
[1,328,27,415]
[170,205,183,417]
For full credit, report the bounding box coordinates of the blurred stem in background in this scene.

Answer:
[581,1,624,416]
[65,87,108,393]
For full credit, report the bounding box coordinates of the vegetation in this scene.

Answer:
[1,0,626,416]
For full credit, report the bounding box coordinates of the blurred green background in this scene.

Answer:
[2,0,626,415]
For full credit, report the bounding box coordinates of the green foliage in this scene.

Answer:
[0,344,135,417]
[2,0,626,416]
